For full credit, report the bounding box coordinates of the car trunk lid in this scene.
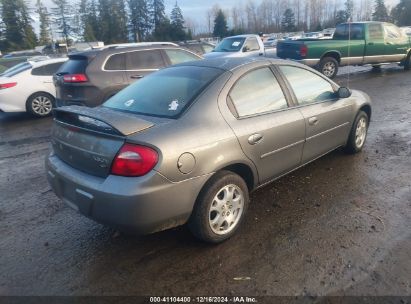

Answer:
[51,106,155,177]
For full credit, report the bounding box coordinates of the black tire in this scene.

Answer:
[188,170,249,243]
[318,57,339,79]
[404,53,411,71]
[345,111,369,154]
[26,92,55,117]
[372,65,382,71]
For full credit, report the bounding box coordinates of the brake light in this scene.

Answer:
[111,143,158,177]
[0,82,17,89]
[300,45,308,57]
[63,74,88,83]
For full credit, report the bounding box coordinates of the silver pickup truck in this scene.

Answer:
[204,34,276,59]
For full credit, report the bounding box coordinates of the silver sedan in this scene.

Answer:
[46,58,371,243]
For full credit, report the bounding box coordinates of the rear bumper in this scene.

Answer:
[55,98,86,108]
[46,153,210,234]
[0,91,25,112]
[295,59,320,66]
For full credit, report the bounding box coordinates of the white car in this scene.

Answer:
[0,57,67,117]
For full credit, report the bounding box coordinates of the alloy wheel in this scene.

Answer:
[209,184,244,235]
[323,62,336,77]
[355,117,367,149]
[32,96,53,116]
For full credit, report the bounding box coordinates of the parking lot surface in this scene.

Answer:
[0,65,410,297]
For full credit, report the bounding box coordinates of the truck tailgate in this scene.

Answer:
[277,41,305,60]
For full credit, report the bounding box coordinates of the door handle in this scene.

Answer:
[368,42,374,45]
[308,117,319,125]
[248,134,263,145]
[130,74,144,79]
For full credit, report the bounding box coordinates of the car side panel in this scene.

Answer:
[126,72,259,186]
[298,99,353,163]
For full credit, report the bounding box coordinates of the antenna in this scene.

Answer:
[347,18,352,88]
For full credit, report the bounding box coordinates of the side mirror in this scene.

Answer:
[337,87,351,98]
[242,46,249,52]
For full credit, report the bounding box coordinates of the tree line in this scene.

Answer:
[209,0,411,37]
[0,0,190,52]
[0,0,410,53]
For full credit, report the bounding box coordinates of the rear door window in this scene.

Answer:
[104,53,126,71]
[229,67,288,117]
[368,24,384,40]
[32,62,65,76]
[333,24,364,40]
[126,50,165,70]
[164,49,200,65]
[2,62,32,77]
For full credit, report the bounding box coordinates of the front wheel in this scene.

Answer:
[26,92,55,117]
[188,171,249,243]
[318,57,339,79]
[345,111,369,154]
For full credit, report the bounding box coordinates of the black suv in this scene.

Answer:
[54,43,202,107]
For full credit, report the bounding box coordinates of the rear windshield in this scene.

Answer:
[214,37,245,52]
[334,24,364,40]
[1,62,32,77]
[103,66,223,118]
[57,57,88,74]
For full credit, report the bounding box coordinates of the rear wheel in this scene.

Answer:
[372,65,382,71]
[318,57,339,79]
[26,92,55,117]
[404,53,411,71]
[345,111,369,154]
[188,171,249,243]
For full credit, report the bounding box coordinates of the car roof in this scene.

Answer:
[69,44,183,58]
[30,57,68,67]
[176,57,300,72]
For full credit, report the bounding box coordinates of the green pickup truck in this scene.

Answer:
[277,22,411,78]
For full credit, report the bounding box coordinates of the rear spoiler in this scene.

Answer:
[53,106,154,136]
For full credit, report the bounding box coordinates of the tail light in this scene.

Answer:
[300,45,308,57]
[63,74,88,83]
[0,82,17,90]
[111,143,158,177]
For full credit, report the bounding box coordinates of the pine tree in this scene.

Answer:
[98,0,128,44]
[335,10,348,25]
[372,0,389,22]
[151,0,166,31]
[128,0,151,42]
[170,2,186,41]
[1,0,23,50]
[151,0,170,40]
[36,0,51,45]
[281,8,296,32]
[18,0,37,49]
[344,0,354,21]
[213,9,228,38]
[0,0,37,50]
[51,0,74,45]
[391,0,411,26]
